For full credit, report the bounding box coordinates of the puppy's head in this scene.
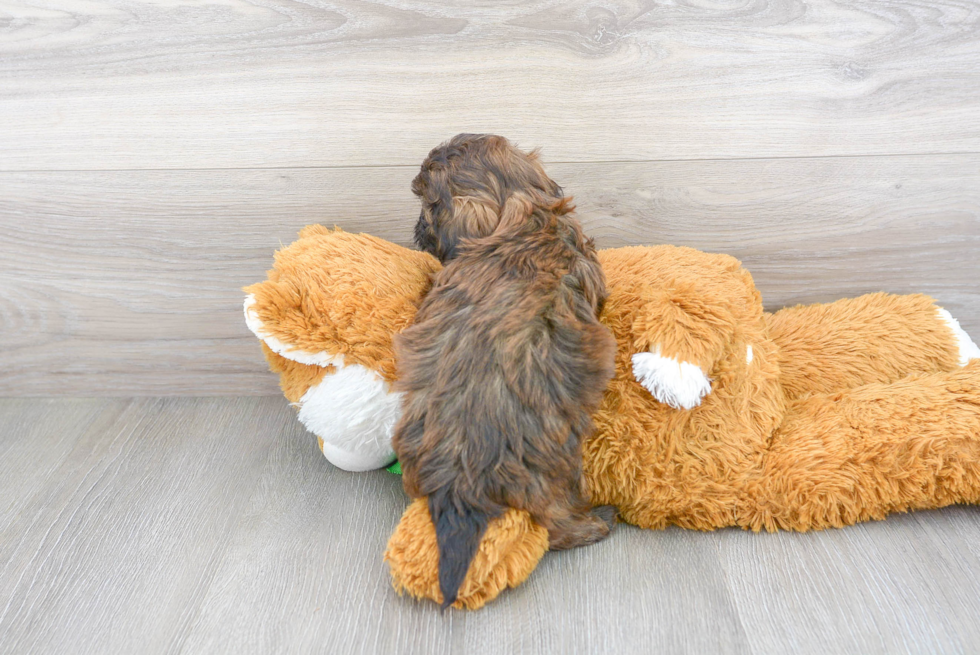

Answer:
[411,134,567,262]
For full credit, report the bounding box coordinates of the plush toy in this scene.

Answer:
[244,227,438,471]
[244,226,980,609]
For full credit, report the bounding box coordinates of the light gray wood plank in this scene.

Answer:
[499,527,749,655]
[0,399,106,533]
[1,154,977,395]
[938,504,980,567]
[906,508,980,648]
[179,408,749,655]
[720,511,980,654]
[1,0,979,170]
[0,397,288,655]
[2,399,979,654]
[177,415,432,654]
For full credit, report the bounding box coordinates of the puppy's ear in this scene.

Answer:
[567,250,608,315]
[413,165,458,260]
[496,194,534,232]
[451,196,501,239]
[421,166,455,231]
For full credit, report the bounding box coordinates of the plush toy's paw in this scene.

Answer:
[385,499,549,610]
[631,347,712,410]
[938,308,980,366]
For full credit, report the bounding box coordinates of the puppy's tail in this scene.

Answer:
[428,487,494,610]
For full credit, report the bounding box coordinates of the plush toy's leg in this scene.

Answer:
[741,362,980,532]
[385,499,549,610]
[768,293,978,400]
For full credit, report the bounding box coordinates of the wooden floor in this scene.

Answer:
[1,397,979,655]
[3,1,980,652]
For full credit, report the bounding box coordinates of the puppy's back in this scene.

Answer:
[393,212,616,607]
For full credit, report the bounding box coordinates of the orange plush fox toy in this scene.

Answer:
[245,226,980,610]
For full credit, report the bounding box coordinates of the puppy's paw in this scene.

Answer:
[631,347,711,410]
[548,507,616,551]
[592,505,618,530]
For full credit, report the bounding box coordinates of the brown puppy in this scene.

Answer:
[393,134,617,608]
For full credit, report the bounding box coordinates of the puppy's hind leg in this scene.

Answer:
[543,495,617,551]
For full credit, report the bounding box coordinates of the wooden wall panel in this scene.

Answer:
[1,0,979,170]
[2,155,976,395]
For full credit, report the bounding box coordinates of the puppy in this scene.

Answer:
[392,134,617,608]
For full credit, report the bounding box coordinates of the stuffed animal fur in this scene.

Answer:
[245,226,980,609]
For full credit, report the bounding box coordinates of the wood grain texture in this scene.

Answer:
[181,414,749,654]
[1,397,979,654]
[0,399,106,532]
[721,509,980,653]
[1,0,979,170]
[4,1,978,649]
[1,154,977,395]
[0,397,287,655]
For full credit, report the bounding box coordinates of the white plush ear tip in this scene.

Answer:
[937,308,980,367]
[631,349,712,411]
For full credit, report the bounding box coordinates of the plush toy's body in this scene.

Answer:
[590,246,980,534]
[245,226,980,609]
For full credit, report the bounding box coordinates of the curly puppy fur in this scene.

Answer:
[393,134,618,608]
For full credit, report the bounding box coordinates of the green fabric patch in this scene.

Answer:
[387,461,402,475]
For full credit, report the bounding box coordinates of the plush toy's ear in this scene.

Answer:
[244,292,343,368]
[385,499,549,610]
[243,227,440,377]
